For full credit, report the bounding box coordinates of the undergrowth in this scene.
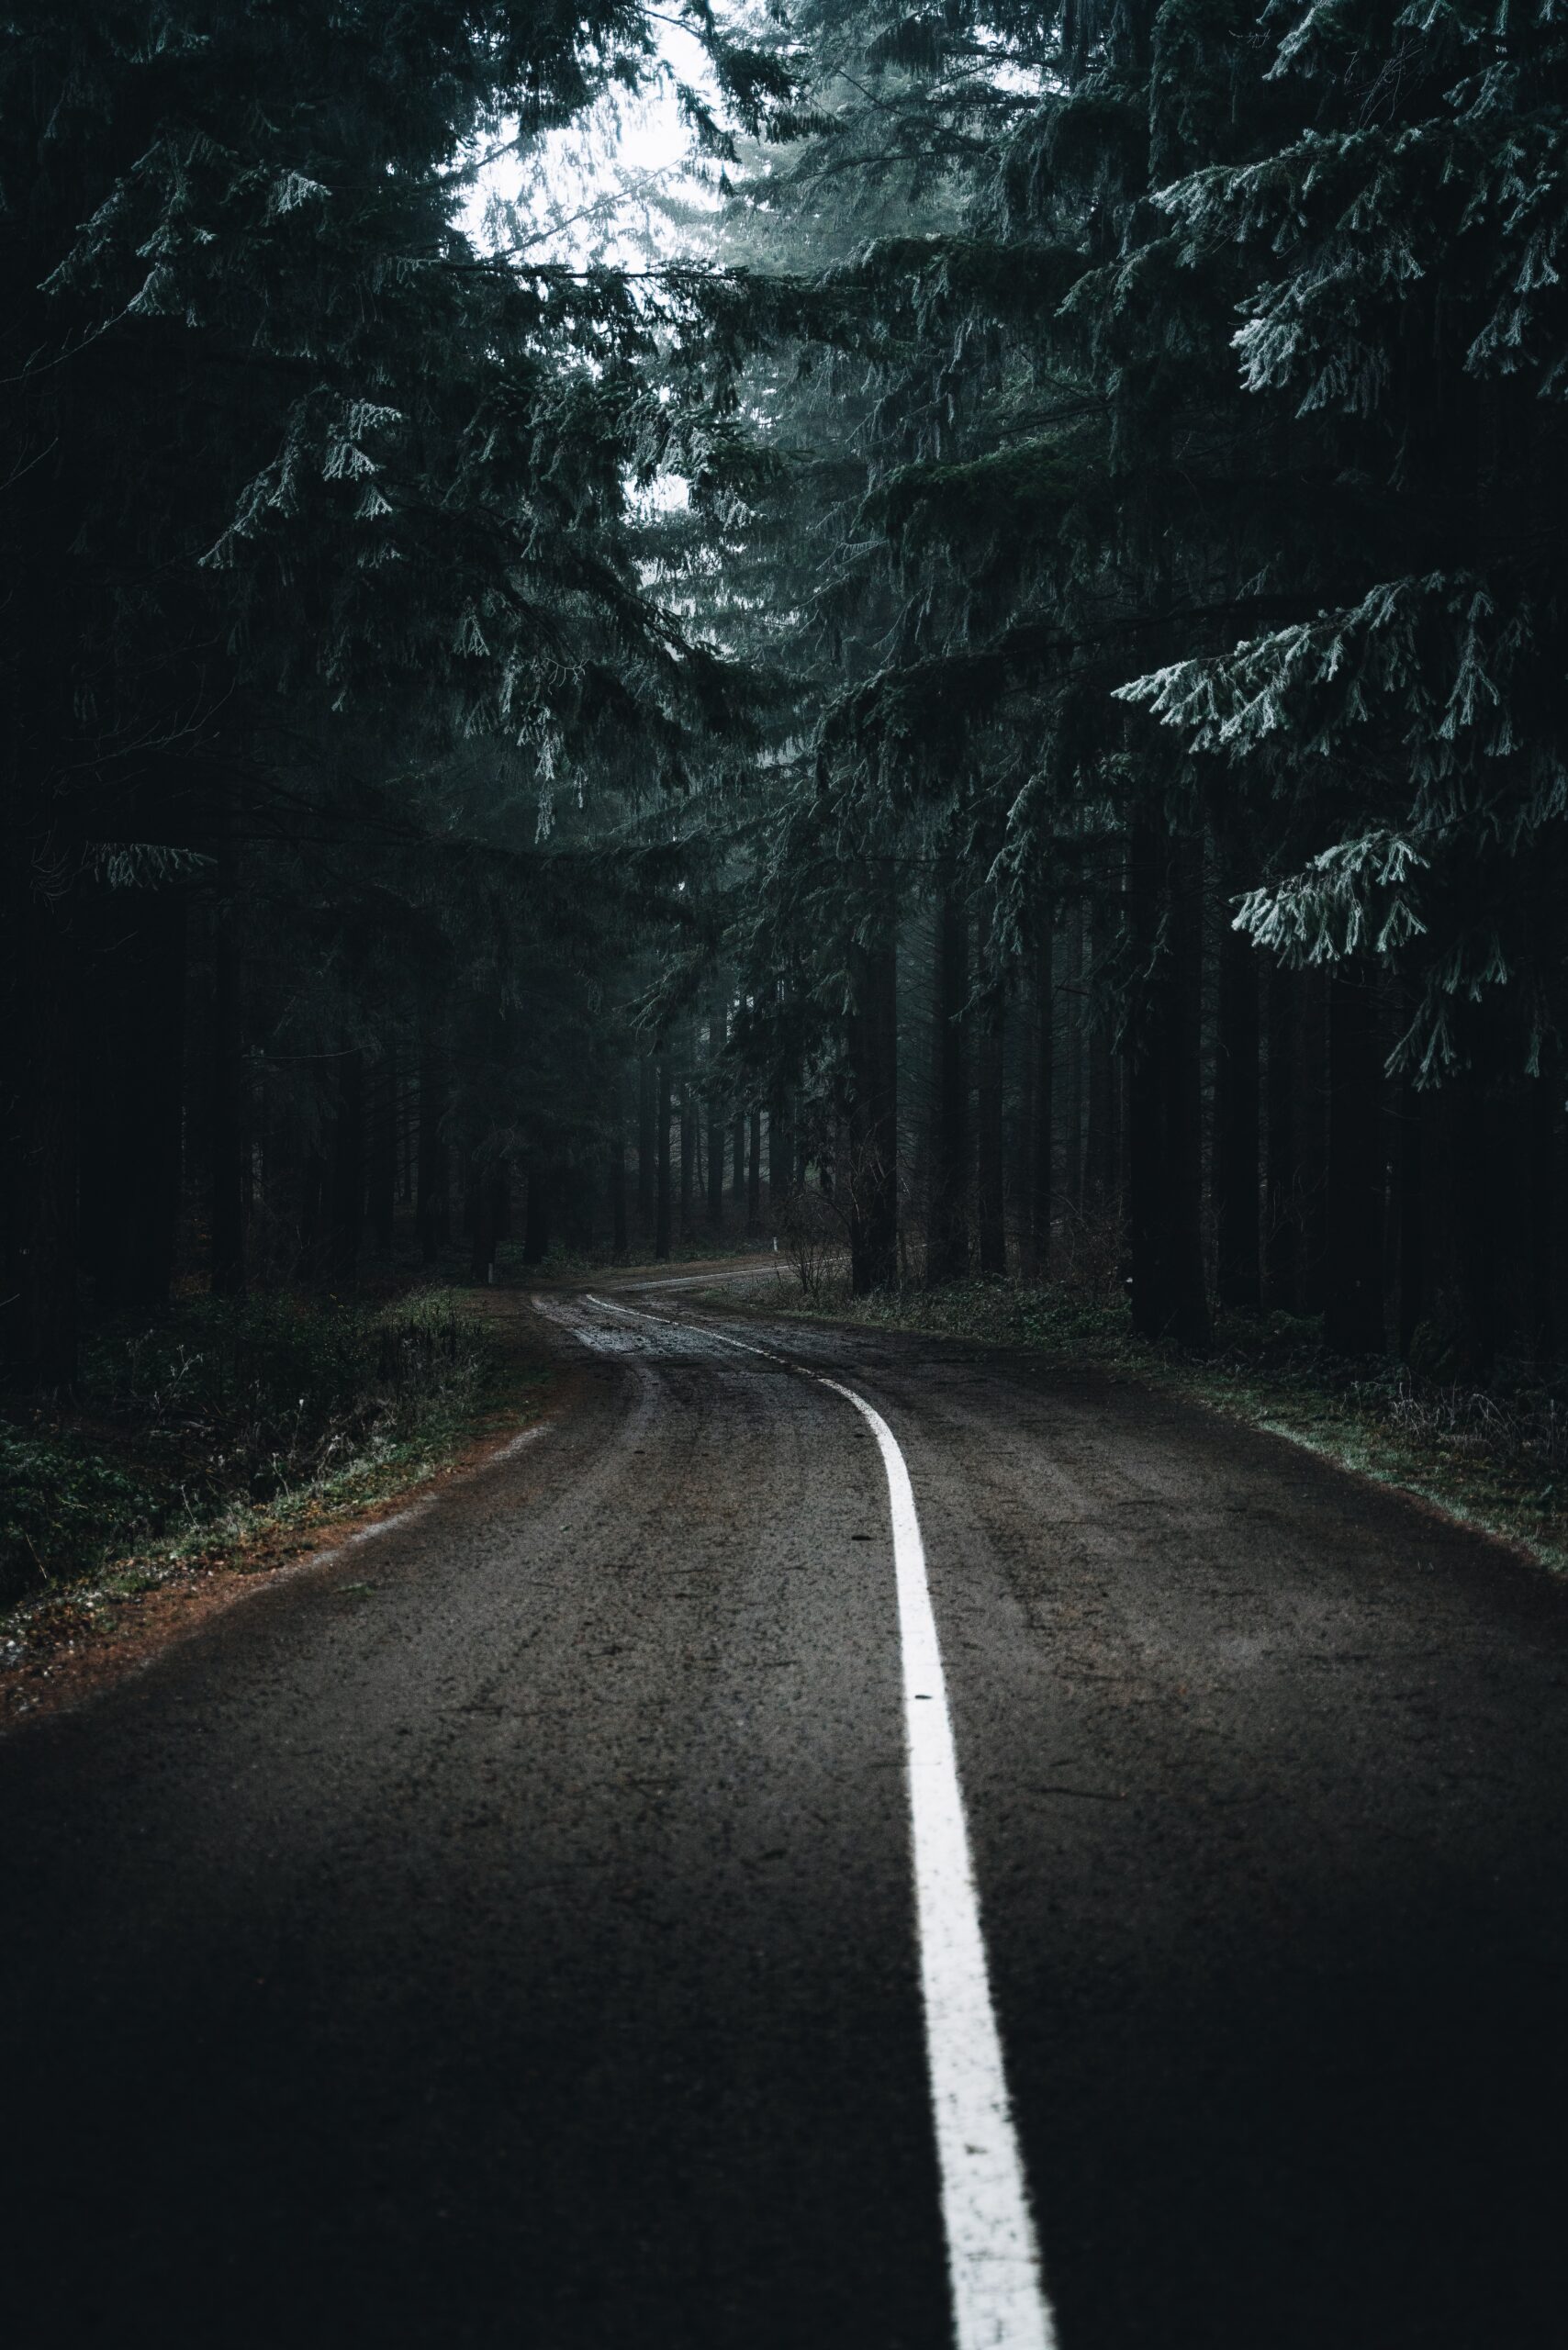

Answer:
[0,1287,493,1610]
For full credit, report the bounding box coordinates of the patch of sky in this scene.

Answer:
[457,17,721,277]
[454,17,722,523]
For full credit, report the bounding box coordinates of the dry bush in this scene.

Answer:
[776,1184,848,1299]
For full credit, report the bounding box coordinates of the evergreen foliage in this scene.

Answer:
[6,0,1568,1393]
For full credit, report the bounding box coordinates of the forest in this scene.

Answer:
[6,0,1567,1528]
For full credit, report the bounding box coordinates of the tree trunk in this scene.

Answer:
[1165,833,1210,1344]
[925,885,970,1286]
[1128,813,1209,1345]
[1530,1063,1557,1367]
[976,919,1006,1275]
[1081,903,1112,1209]
[1396,1074,1426,1359]
[747,1106,763,1236]
[1453,1075,1495,1377]
[680,1078,695,1236]
[129,894,187,1319]
[707,1092,726,1228]
[768,1084,793,1220]
[368,1054,398,1260]
[467,1156,498,1282]
[1324,972,1385,1354]
[1084,1022,1112,1209]
[732,1111,745,1204]
[1026,907,1054,1277]
[655,1058,673,1261]
[1296,969,1329,1313]
[209,878,246,1299]
[710,1010,728,1231]
[1264,964,1299,1311]
[329,1049,365,1285]
[416,1013,449,1266]
[522,1167,551,1267]
[848,920,900,1294]
[1065,900,1084,1211]
[3,889,82,1382]
[1214,915,1261,1309]
[610,1066,630,1259]
[638,1055,656,1234]
[81,890,187,1322]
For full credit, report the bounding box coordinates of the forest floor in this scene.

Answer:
[721,1268,1568,1579]
[0,1283,554,1728]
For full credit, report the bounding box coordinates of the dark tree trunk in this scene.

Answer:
[747,1106,763,1236]
[1026,907,1054,1277]
[977,927,1006,1276]
[1530,1062,1557,1366]
[330,1050,365,1285]
[768,1085,793,1218]
[1264,964,1299,1311]
[655,1058,673,1261]
[368,1054,398,1260]
[1107,1022,1125,1212]
[1296,970,1329,1313]
[1014,986,1034,1271]
[209,880,246,1299]
[1128,814,1209,1345]
[1325,972,1385,1354]
[707,1091,726,1228]
[1064,900,1084,1211]
[1084,1020,1113,1209]
[1395,1074,1427,1359]
[732,1111,745,1203]
[610,1066,630,1259]
[1214,916,1262,1310]
[522,1167,551,1267]
[467,1157,498,1282]
[925,886,970,1286]
[416,1013,449,1267]
[299,1146,328,1281]
[637,1055,656,1234]
[81,890,187,1322]
[3,889,82,1382]
[680,1079,695,1236]
[1453,1076,1495,1376]
[1165,833,1210,1344]
[1081,904,1112,1208]
[710,1005,728,1231]
[129,895,187,1318]
[848,922,900,1294]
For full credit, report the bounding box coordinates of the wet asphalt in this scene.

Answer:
[4,1281,1568,2348]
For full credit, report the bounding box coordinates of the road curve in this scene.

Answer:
[3,1281,1567,2348]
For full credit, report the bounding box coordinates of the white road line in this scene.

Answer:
[583,1295,1057,2350]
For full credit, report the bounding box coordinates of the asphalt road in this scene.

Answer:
[5,1279,1568,2348]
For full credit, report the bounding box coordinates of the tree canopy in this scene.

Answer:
[6,0,1568,1385]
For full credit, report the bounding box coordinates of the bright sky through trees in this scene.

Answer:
[463,16,718,271]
